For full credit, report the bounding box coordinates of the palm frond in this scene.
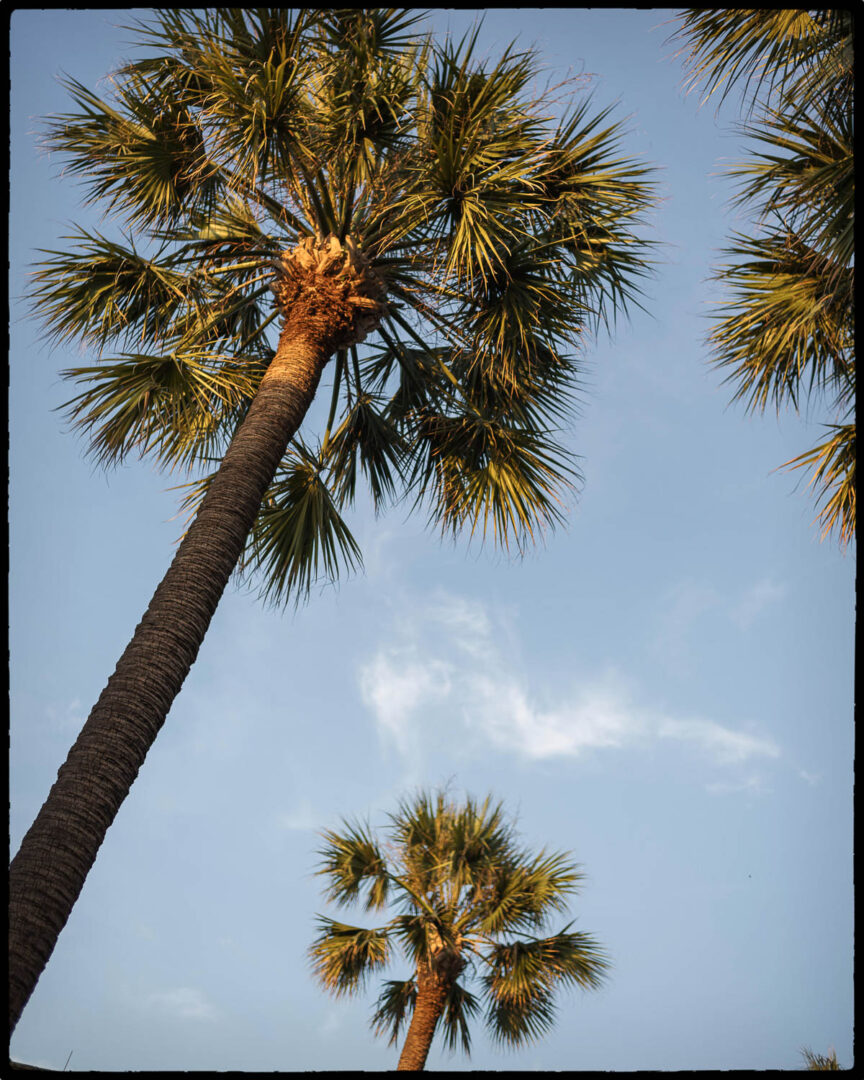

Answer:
[800,1046,841,1071]
[783,422,855,548]
[729,101,854,276]
[471,850,584,936]
[484,985,556,1048]
[708,230,852,415]
[323,389,407,511]
[439,979,481,1055]
[241,442,364,605]
[30,230,192,348]
[309,917,391,997]
[43,74,220,229]
[410,409,578,553]
[482,929,609,1011]
[371,978,417,1046]
[59,349,260,469]
[316,821,391,912]
[668,9,841,110]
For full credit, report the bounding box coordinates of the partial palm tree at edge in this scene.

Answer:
[669,9,854,546]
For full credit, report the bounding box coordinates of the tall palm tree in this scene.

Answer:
[309,790,608,1070]
[670,9,854,545]
[10,8,653,1033]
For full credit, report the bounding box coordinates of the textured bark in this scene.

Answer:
[9,322,331,1034]
[396,949,464,1072]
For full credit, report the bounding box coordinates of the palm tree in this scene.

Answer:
[309,790,608,1070]
[669,10,854,545]
[800,1046,841,1070]
[10,8,653,1033]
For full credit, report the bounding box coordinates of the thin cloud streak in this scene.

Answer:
[359,592,780,771]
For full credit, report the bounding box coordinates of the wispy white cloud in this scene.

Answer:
[146,986,217,1021]
[359,651,452,760]
[358,592,780,779]
[657,718,779,764]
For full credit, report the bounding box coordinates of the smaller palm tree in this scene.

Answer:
[309,790,608,1070]
[800,1046,840,1071]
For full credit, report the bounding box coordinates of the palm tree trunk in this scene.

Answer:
[396,962,451,1071]
[9,322,330,1035]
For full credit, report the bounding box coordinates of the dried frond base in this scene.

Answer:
[270,234,387,352]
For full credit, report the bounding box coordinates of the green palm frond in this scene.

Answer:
[673,9,854,547]
[483,930,609,1007]
[371,978,418,1046]
[484,985,556,1048]
[323,388,407,511]
[708,230,852,415]
[242,443,364,605]
[389,913,442,965]
[410,409,578,552]
[783,423,855,548]
[729,102,854,277]
[30,230,192,348]
[309,917,391,997]
[533,100,657,326]
[439,980,481,1055]
[472,851,584,936]
[59,350,260,469]
[316,821,391,911]
[669,9,850,111]
[44,74,219,229]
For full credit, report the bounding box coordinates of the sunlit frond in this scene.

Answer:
[673,8,854,547]
[30,230,192,348]
[43,74,219,229]
[59,350,260,469]
[783,422,855,548]
[309,918,391,998]
[482,930,609,1017]
[668,9,850,112]
[708,230,852,415]
[316,821,391,912]
[324,390,407,511]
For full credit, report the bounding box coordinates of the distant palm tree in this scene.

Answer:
[10,9,653,1033]
[670,10,854,545]
[800,1045,841,1070]
[309,790,608,1070]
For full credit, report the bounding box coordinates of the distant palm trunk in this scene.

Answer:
[396,961,453,1071]
[9,323,328,1034]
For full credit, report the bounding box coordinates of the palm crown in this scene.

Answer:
[33,7,654,597]
[309,791,608,1070]
[671,9,854,546]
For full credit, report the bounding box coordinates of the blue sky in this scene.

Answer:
[9,8,854,1072]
